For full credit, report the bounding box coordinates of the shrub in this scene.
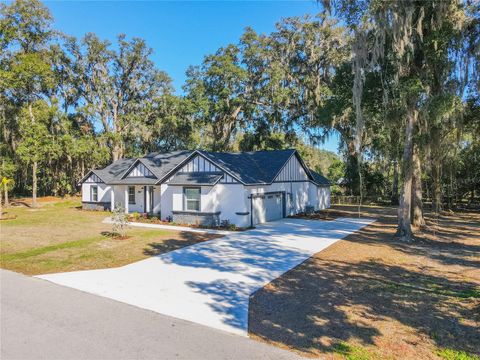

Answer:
[131,212,141,220]
[220,219,230,228]
[305,205,315,215]
[111,204,129,237]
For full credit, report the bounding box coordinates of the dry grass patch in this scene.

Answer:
[249,205,480,360]
[1,197,220,275]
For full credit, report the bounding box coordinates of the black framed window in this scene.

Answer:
[128,186,135,204]
[184,187,200,211]
[91,186,98,202]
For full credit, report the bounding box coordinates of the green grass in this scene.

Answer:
[331,342,372,360]
[379,280,480,299]
[1,236,102,261]
[437,348,480,360]
[1,197,218,275]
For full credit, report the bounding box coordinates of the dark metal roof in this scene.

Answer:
[309,169,331,186]
[81,149,331,187]
[199,149,296,184]
[93,158,136,184]
[168,172,223,186]
[141,150,192,181]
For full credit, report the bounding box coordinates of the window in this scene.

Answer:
[91,186,98,202]
[184,187,200,211]
[128,186,135,204]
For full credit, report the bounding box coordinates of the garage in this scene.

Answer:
[252,192,284,225]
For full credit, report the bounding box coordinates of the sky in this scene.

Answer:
[44,1,341,154]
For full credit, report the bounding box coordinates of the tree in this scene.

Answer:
[111,204,129,238]
[1,0,55,206]
[323,0,478,241]
[184,45,247,151]
[69,33,173,160]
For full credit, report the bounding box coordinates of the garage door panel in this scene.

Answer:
[253,193,283,225]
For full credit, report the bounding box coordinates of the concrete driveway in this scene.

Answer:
[38,217,374,336]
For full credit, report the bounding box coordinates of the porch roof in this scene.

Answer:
[109,177,158,185]
[168,172,223,186]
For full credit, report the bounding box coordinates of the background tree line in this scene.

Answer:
[1,0,479,241]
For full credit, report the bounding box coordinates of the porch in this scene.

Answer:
[110,184,160,215]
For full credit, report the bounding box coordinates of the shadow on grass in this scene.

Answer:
[248,207,480,357]
[249,259,480,356]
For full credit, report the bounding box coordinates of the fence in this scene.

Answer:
[330,195,388,205]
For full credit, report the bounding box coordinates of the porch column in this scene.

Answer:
[124,187,129,214]
[110,186,115,211]
[145,186,150,213]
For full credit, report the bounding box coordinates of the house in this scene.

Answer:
[80,149,331,227]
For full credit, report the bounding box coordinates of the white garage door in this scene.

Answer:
[252,193,284,225]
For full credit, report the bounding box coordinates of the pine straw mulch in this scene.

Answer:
[249,205,480,359]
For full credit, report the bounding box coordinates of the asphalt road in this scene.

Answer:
[0,270,300,360]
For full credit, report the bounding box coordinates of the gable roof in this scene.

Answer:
[142,150,192,181]
[198,149,296,184]
[85,158,136,184]
[309,169,331,186]
[80,149,331,186]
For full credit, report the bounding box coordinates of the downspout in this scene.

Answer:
[249,195,253,228]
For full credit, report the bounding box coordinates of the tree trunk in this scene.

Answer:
[391,160,399,205]
[432,161,442,213]
[4,186,8,207]
[32,161,38,208]
[396,105,417,242]
[411,144,425,227]
[0,185,3,220]
[81,159,85,178]
[112,141,123,162]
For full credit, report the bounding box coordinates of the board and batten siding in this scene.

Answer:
[83,173,103,183]
[167,154,238,183]
[274,154,309,182]
[126,162,155,178]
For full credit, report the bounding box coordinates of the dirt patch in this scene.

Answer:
[249,206,480,359]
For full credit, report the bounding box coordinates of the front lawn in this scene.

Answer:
[249,205,480,360]
[0,197,220,275]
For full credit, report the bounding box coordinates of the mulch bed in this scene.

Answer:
[128,216,251,232]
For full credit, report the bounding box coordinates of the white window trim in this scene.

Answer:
[91,185,98,202]
[183,187,201,212]
[128,186,136,204]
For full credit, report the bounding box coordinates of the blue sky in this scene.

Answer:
[44,1,340,154]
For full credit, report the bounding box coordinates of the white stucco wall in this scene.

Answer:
[247,182,316,216]
[318,186,331,210]
[160,183,249,227]
[82,180,329,226]
[81,182,111,203]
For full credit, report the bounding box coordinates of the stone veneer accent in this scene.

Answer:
[82,201,111,211]
[172,211,221,227]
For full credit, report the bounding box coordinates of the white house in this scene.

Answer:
[80,149,331,227]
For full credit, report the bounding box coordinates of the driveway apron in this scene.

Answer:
[38,217,375,336]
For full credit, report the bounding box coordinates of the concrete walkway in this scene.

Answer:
[38,217,375,336]
[1,270,300,360]
[102,216,234,235]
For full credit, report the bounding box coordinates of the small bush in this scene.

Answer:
[131,212,141,220]
[305,205,315,214]
[111,204,129,238]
